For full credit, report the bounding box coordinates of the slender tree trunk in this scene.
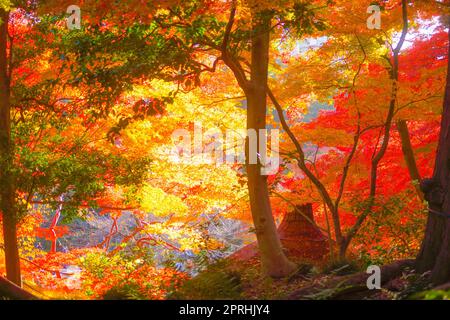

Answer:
[245,13,296,277]
[0,8,21,286]
[416,22,450,284]
[336,0,409,260]
[396,119,423,201]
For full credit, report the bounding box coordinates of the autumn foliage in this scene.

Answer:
[0,0,449,299]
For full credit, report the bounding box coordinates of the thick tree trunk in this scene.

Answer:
[0,8,21,286]
[416,209,446,274]
[396,119,423,201]
[416,24,450,284]
[245,13,296,277]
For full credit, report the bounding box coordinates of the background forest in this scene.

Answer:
[0,0,450,300]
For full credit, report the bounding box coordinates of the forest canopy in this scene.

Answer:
[0,0,450,301]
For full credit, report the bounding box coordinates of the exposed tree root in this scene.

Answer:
[433,281,450,291]
[287,259,415,300]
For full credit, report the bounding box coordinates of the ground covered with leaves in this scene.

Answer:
[172,254,450,300]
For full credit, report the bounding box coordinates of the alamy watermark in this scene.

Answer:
[63,5,381,35]
[367,5,381,30]
[66,5,81,30]
[64,5,380,32]
[366,265,381,290]
[170,122,280,175]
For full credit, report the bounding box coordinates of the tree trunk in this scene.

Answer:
[396,119,423,201]
[416,23,450,284]
[245,13,296,277]
[0,8,21,286]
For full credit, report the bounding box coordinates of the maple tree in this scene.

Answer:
[265,0,447,263]
[0,0,174,285]
[0,0,253,294]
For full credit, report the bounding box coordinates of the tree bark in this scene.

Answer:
[396,119,423,201]
[416,23,450,285]
[0,8,21,286]
[336,0,409,260]
[245,12,296,277]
